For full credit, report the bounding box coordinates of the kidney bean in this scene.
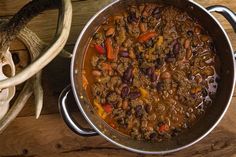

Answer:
[121,86,130,98]
[135,105,143,117]
[129,91,141,100]
[161,71,171,79]
[173,42,180,54]
[122,100,129,110]
[123,66,133,83]
[120,51,129,57]
[184,39,191,49]
[92,70,102,77]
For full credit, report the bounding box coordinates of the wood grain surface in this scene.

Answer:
[0,0,236,156]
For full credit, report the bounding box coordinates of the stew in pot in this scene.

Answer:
[82,3,220,142]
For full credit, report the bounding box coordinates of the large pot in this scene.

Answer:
[58,0,236,154]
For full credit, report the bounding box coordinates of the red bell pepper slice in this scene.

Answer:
[102,103,113,114]
[138,32,157,43]
[159,124,169,133]
[94,44,105,55]
[105,38,116,60]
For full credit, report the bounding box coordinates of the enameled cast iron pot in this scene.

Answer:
[58,0,236,154]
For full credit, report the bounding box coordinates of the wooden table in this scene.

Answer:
[0,0,236,156]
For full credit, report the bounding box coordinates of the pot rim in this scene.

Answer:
[70,0,236,154]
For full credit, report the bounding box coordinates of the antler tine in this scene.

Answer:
[0,80,33,133]
[0,0,60,50]
[19,27,45,119]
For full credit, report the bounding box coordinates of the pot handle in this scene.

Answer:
[58,85,98,136]
[206,5,236,32]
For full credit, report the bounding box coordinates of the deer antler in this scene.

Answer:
[0,0,72,132]
[19,27,71,119]
[0,0,60,50]
[0,0,71,89]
